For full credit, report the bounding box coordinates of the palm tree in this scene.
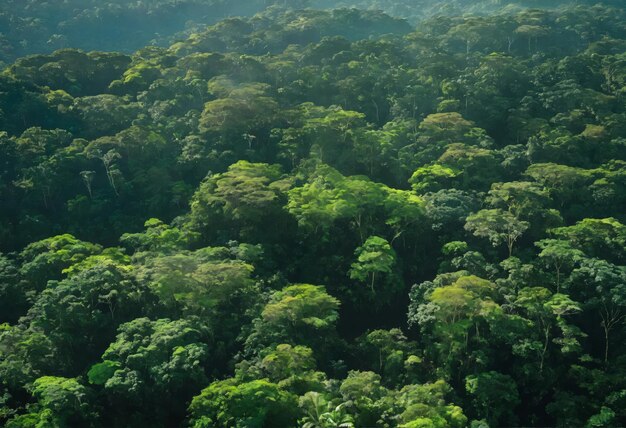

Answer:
[300,391,355,428]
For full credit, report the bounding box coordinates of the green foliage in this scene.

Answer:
[200,83,279,137]
[410,164,460,193]
[358,328,419,384]
[465,371,519,426]
[87,360,120,386]
[535,239,584,292]
[145,252,256,317]
[349,236,398,297]
[465,209,530,257]
[0,254,25,324]
[187,160,292,244]
[551,218,626,263]
[188,379,299,428]
[2,2,626,427]
[5,376,95,427]
[299,391,355,428]
[120,218,199,254]
[246,284,340,353]
[0,263,158,383]
[236,344,327,395]
[287,163,424,245]
[19,234,102,291]
[398,380,467,428]
[87,317,211,425]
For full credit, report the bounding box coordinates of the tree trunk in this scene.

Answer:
[372,99,380,124]
[604,323,609,364]
[540,326,549,373]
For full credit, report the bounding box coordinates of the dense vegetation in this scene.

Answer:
[1,1,626,427]
[2,0,624,64]
[0,0,272,63]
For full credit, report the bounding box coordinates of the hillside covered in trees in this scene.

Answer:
[1,1,626,427]
[2,0,624,63]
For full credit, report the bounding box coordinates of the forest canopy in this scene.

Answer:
[1,0,626,427]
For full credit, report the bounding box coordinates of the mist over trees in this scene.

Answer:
[2,0,626,427]
[2,0,623,64]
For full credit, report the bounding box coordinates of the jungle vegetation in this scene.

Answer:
[1,1,626,427]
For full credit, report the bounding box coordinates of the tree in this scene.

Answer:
[524,163,594,212]
[120,218,198,254]
[5,376,96,428]
[246,284,340,354]
[3,4,626,428]
[397,380,467,428]
[261,343,313,372]
[419,112,475,143]
[187,161,291,244]
[411,275,501,375]
[349,236,397,295]
[144,251,256,317]
[551,218,626,264]
[236,344,326,395]
[513,287,581,372]
[286,164,386,240]
[301,105,366,165]
[98,149,122,196]
[409,164,460,194]
[339,371,388,427]
[287,164,423,245]
[465,209,529,257]
[358,329,417,384]
[515,25,549,53]
[0,326,57,393]
[188,379,299,428]
[569,259,626,363]
[79,170,95,198]
[586,406,617,428]
[535,239,584,292]
[465,371,519,426]
[71,95,140,139]
[299,391,354,428]
[405,112,478,167]
[0,254,26,324]
[437,144,502,191]
[383,188,426,243]
[88,317,211,426]
[199,82,279,141]
[195,161,284,219]
[424,189,481,233]
[19,234,102,292]
[486,181,562,234]
[23,263,157,372]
